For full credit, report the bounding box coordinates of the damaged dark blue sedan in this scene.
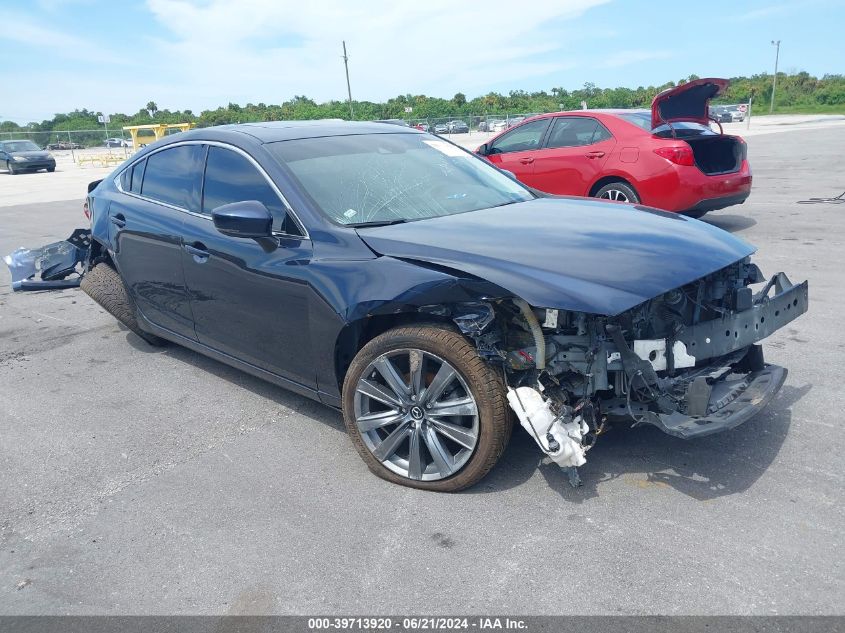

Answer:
[8,121,808,491]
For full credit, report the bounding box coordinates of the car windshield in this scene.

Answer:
[268,133,534,226]
[2,140,40,152]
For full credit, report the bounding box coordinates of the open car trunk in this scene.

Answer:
[685,135,745,175]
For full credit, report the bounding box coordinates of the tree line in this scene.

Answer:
[2,71,843,147]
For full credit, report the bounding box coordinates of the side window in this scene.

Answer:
[202,146,301,235]
[129,159,146,194]
[545,117,611,149]
[141,145,202,209]
[489,119,550,154]
[592,122,613,143]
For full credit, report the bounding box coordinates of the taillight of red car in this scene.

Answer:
[653,145,695,166]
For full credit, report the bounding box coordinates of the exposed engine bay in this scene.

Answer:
[443,258,809,485]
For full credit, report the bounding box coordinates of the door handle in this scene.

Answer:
[110,214,126,228]
[184,243,210,262]
[519,157,535,165]
[585,151,606,159]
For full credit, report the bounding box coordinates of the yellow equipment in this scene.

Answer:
[121,123,195,150]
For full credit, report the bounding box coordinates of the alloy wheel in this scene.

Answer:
[599,188,629,202]
[353,348,479,481]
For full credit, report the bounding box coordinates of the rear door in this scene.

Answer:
[110,144,202,338]
[530,116,616,195]
[484,118,551,188]
[180,144,316,389]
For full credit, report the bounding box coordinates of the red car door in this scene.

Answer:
[482,119,551,189]
[530,116,616,196]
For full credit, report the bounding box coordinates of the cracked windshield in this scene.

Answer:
[269,132,533,226]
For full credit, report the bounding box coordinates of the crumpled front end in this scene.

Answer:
[4,229,92,291]
[449,257,808,485]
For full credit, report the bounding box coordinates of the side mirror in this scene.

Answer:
[476,143,489,156]
[212,200,273,238]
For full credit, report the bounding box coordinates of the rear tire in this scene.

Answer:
[342,324,511,492]
[81,263,167,346]
[594,181,639,204]
[681,209,708,219]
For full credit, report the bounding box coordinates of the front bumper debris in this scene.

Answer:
[603,273,808,439]
[647,362,787,439]
[4,228,91,291]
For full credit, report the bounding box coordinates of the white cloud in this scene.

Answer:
[2,0,612,122]
[141,0,610,106]
[0,9,120,63]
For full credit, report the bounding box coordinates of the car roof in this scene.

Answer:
[199,120,424,143]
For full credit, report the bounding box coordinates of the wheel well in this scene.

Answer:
[334,312,451,391]
[89,238,114,268]
[588,176,638,198]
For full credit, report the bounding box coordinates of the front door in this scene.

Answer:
[181,144,316,389]
[483,118,551,189]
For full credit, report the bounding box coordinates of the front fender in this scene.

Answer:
[306,255,509,404]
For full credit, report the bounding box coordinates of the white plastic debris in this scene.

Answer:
[506,386,588,468]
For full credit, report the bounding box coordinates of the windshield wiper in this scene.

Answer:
[348,219,409,228]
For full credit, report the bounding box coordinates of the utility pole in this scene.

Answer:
[342,41,354,119]
[770,40,781,114]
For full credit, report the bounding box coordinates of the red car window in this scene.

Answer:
[489,119,550,154]
[545,117,612,149]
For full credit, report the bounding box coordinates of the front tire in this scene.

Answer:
[7,161,16,175]
[342,324,511,491]
[594,181,639,204]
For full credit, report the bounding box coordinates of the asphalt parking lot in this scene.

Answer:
[1,124,843,615]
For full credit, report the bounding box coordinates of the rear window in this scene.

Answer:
[617,112,653,131]
[617,112,716,138]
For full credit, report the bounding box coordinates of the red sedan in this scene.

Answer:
[476,78,751,217]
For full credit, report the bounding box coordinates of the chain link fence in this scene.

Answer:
[0,128,134,150]
[1,111,552,154]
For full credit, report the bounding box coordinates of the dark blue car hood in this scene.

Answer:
[356,197,756,316]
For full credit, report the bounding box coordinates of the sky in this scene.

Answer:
[1,0,844,124]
